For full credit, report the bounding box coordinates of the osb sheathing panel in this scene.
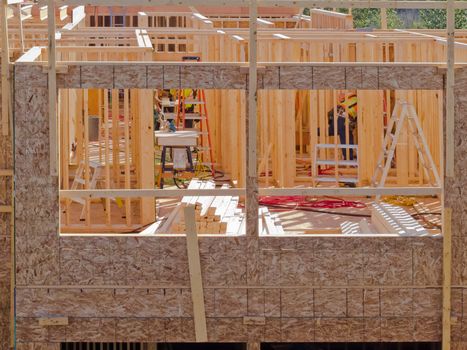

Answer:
[0,75,12,350]
[12,64,467,343]
[15,316,450,343]
[446,68,467,350]
[14,64,60,286]
[51,63,444,90]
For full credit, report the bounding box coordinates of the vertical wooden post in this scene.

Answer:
[1,0,9,137]
[83,90,91,226]
[380,8,388,30]
[137,89,155,225]
[247,343,261,350]
[446,0,455,178]
[184,205,208,342]
[442,208,452,350]
[17,3,25,53]
[246,0,258,238]
[104,90,111,226]
[123,89,132,226]
[48,0,58,175]
[111,89,120,187]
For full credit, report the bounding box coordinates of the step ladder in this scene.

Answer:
[313,143,359,185]
[70,161,112,220]
[174,56,215,178]
[371,100,441,196]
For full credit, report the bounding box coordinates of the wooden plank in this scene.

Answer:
[60,186,442,199]
[184,205,208,342]
[83,90,91,226]
[51,0,467,9]
[445,0,455,178]
[1,0,9,136]
[48,0,57,175]
[111,89,120,187]
[38,317,69,326]
[138,89,155,225]
[103,89,111,226]
[442,207,452,350]
[246,0,259,238]
[123,89,132,226]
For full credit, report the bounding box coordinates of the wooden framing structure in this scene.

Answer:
[1,1,467,349]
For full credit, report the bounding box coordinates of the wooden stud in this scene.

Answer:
[48,0,58,175]
[446,0,455,178]
[103,89,111,225]
[442,207,452,350]
[123,89,132,226]
[184,204,208,342]
[1,0,9,136]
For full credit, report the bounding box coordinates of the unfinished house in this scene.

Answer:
[1,0,467,349]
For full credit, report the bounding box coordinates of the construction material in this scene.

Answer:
[371,202,429,236]
[183,204,208,342]
[167,179,245,234]
[161,179,283,235]
[340,219,371,234]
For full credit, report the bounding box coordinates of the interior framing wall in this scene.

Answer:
[11,62,467,347]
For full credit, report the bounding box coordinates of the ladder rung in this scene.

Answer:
[183,100,205,105]
[0,169,13,176]
[0,205,13,213]
[315,176,358,183]
[74,178,86,185]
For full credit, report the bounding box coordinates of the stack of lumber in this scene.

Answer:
[340,219,371,235]
[158,179,284,235]
[371,202,428,236]
[157,179,244,234]
[259,207,285,235]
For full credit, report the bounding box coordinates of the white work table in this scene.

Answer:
[155,130,199,147]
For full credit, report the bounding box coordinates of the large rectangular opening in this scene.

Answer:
[58,86,443,236]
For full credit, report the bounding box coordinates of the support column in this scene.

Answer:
[1,0,9,137]
[246,0,260,286]
[48,0,58,175]
[443,1,455,350]
[0,2,13,349]
[247,343,261,350]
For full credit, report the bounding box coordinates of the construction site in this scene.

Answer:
[0,0,466,349]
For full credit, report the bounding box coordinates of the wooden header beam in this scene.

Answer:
[47,0,467,9]
[59,186,443,199]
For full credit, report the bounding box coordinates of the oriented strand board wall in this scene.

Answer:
[12,63,467,345]
[447,68,467,350]
[0,70,12,350]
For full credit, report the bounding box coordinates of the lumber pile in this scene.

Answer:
[157,179,244,234]
[371,202,428,236]
[340,219,371,235]
[158,179,284,235]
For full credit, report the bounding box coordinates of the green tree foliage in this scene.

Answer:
[418,9,467,29]
[351,8,403,29]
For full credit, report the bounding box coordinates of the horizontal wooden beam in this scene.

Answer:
[60,186,441,199]
[44,62,449,90]
[48,0,467,9]
[38,317,69,326]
